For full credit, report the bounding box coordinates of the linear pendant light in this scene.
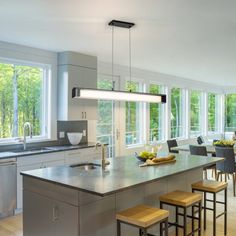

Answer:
[72,20,166,104]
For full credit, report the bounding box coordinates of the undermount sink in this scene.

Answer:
[70,163,101,170]
[11,147,51,154]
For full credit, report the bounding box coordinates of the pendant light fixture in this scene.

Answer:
[72,20,166,104]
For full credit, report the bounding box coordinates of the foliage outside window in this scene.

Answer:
[190,90,202,136]
[225,94,236,132]
[96,77,114,157]
[171,88,184,138]
[149,84,163,141]
[0,62,47,141]
[208,93,218,133]
[125,81,143,146]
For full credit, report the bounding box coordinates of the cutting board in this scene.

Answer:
[139,159,176,167]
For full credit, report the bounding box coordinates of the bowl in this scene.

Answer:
[67,132,83,145]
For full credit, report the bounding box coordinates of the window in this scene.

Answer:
[190,90,202,136]
[171,88,184,138]
[96,76,115,157]
[208,93,219,133]
[0,61,49,141]
[225,94,236,132]
[149,84,164,141]
[125,81,144,146]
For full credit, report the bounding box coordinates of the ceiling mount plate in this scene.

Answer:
[108,20,135,29]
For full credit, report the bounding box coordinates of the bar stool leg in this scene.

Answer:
[175,206,179,236]
[183,207,187,236]
[160,221,163,236]
[198,201,202,236]
[192,205,194,233]
[142,228,148,236]
[204,191,207,230]
[165,219,169,236]
[213,193,216,236]
[117,220,121,236]
[224,188,227,235]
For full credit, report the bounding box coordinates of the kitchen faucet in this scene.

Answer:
[23,122,33,150]
[95,143,110,170]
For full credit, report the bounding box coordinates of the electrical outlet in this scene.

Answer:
[59,131,65,138]
[82,130,86,136]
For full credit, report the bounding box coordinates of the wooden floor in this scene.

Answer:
[0,175,235,236]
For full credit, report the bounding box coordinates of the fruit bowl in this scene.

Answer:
[213,140,235,147]
[134,151,156,162]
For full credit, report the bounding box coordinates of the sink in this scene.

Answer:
[11,147,50,154]
[70,163,101,170]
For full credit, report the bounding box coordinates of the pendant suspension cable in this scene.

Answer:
[129,28,132,92]
[112,26,114,90]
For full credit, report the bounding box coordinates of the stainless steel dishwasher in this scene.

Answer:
[0,158,17,218]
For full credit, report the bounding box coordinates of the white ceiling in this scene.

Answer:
[1,0,236,86]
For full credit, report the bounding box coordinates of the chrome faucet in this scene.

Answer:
[95,143,110,170]
[23,122,33,150]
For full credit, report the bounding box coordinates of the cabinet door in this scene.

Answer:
[64,150,84,165]
[81,67,97,120]
[68,65,85,120]
[23,190,79,236]
[68,65,97,120]
[17,163,42,210]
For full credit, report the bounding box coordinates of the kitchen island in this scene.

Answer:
[21,154,222,236]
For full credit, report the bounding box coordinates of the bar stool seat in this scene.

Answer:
[192,180,228,236]
[159,190,202,207]
[159,190,202,236]
[116,204,169,236]
[192,180,227,193]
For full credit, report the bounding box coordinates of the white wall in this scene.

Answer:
[0,41,58,140]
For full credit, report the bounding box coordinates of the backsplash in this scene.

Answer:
[57,120,87,145]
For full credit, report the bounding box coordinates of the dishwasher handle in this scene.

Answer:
[0,161,16,166]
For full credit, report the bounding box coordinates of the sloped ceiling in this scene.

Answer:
[0,0,236,86]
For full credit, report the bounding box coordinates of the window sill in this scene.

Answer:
[0,138,57,146]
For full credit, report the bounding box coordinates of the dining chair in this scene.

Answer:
[189,145,217,179]
[167,139,179,153]
[197,136,204,145]
[215,146,236,196]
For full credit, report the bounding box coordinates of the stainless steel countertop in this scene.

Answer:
[21,154,223,196]
[0,142,98,159]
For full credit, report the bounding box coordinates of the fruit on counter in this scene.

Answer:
[152,154,176,163]
[213,139,236,147]
[139,151,156,159]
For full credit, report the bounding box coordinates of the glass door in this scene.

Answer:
[96,74,120,158]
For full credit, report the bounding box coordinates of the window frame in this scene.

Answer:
[170,87,186,139]
[0,57,51,144]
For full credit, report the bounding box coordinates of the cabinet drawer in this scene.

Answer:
[17,152,65,167]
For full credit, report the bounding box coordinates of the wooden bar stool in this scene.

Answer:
[116,204,169,236]
[159,190,202,236]
[192,180,227,236]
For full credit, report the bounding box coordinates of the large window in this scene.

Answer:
[0,61,48,141]
[125,81,143,146]
[96,76,115,157]
[225,94,236,132]
[190,90,202,136]
[149,84,164,141]
[208,93,219,133]
[171,88,184,138]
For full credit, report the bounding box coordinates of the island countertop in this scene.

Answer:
[21,154,223,196]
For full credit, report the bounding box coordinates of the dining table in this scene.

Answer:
[171,143,236,155]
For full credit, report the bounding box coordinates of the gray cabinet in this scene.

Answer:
[17,152,65,210]
[23,190,79,236]
[57,52,97,121]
